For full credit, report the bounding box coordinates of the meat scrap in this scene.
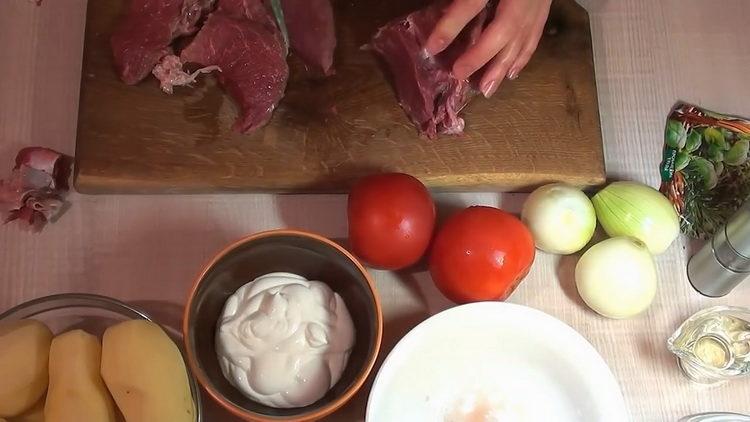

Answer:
[152,54,221,94]
[177,0,289,133]
[280,0,336,76]
[111,0,215,85]
[371,2,490,138]
[0,147,72,232]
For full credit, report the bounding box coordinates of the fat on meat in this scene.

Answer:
[371,1,490,138]
[152,54,220,94]
[178,0,289,133]
[111,0,215,85]
[280,0,336,76]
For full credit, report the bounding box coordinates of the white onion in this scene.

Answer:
[591,181,679,255]
[575,237,658,319]
[521,183,596,255]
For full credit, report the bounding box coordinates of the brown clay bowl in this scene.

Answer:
[183,229,383,421]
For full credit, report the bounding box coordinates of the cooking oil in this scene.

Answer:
[667,306,750,384]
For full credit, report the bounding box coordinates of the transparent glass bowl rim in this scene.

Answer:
[0,293,203,422]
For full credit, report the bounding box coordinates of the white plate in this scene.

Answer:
[366,302,629,422]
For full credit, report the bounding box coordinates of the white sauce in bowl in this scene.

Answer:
[216,272,355,408]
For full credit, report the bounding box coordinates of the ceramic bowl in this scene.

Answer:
[366,302,628,422]
[183,229,383,421]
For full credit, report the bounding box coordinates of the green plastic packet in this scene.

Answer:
[267,0,290,54]
[660,102,750,239]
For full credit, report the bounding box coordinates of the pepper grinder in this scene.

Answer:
[688,200,750,297]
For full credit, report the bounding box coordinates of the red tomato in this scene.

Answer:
[348,173,436,270]
[429,206,535,303]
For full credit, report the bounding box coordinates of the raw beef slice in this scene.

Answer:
[280,0,336,75]
[371,2,489,138]
[111,0,215,85]
[180,3,289,133]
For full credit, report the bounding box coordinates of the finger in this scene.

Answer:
[424,0,489,56]
[479,38,523,98]
[507,2,551,79]
[452,19,516,80]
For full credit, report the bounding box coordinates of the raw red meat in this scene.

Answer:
[218,0,274,25]
[0,147,71,232]
[179,0,289,133]
[371,2,490,138]
[111,0,215,85]
[280,0,336,76]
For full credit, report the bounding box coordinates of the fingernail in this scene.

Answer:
[507,69,520,80]
[481,80,498,98]
[425,38,446,56]
[453,65,471,81]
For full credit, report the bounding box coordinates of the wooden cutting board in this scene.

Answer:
[74,0,604,193]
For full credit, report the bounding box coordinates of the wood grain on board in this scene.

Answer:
[74,0,605,194]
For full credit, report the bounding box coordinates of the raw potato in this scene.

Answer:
[101,320,195,422]
[0,320,52,417]
[45,330,116,422]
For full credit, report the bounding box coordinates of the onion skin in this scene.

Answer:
[521,183,596,255]
[575,237,657,319]
[591,181,679,255]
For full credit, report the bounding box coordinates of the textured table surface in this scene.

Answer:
[1,0,749,420]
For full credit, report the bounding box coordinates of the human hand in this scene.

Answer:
[425,0,552,98]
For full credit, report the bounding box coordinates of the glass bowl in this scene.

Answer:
[0,293,203,422]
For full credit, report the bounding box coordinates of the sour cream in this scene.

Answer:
[215,272,356,408]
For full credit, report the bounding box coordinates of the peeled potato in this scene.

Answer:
[0,320,52,417]
[101,320,195,422]
[9,397,44,422]
[45,330,115,422]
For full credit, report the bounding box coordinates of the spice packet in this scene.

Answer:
[660,102,750,239]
